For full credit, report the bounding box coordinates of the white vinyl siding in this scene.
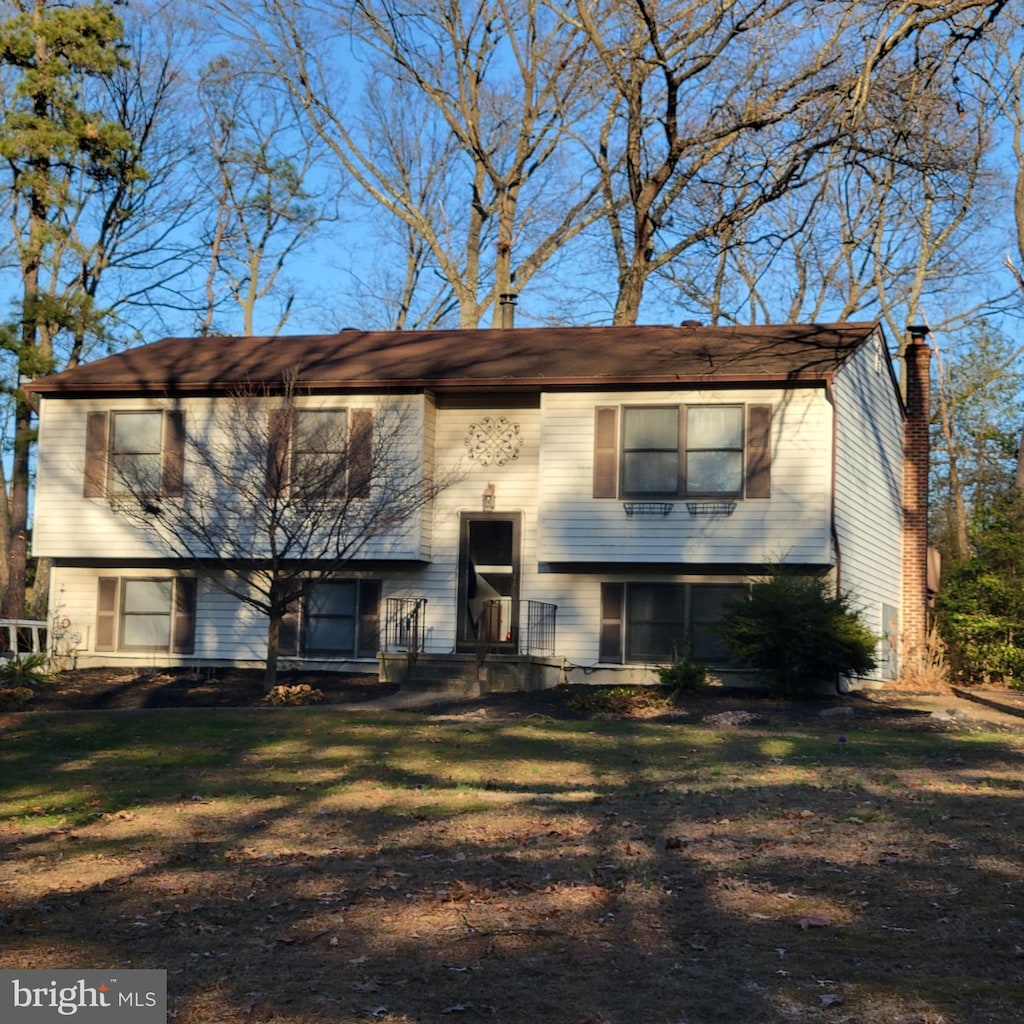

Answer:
[831,330,905,675]
[33,394,432,561]
[538,388,833,565]
[394,402,541,655]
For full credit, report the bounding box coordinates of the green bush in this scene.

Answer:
[0,653,54,690]
[935,497,1024,687]
[655,647,708,692]
[567,686,673,716]
[718,570,877,697]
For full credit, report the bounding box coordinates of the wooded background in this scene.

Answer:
[2,0,1023,681]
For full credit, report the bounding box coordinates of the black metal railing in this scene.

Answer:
[383,597,427,654]
[475,598,557,656]
[519,599,557,656]
[384,596,557,658]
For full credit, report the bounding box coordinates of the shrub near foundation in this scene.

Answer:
[718,571,877,697]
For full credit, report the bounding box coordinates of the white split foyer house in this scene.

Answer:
[24,321,932,690]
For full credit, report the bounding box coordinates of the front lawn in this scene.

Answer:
[1,707,1021,1023]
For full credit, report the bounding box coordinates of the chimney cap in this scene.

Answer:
[907,323,930,339]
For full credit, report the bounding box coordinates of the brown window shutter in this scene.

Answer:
[593,406,619,498]
[350,409,373,499]
[172,577,197,654]
[279,601,300,657]
[84,412,109,498]
[162,411,185,497]
[745,404,772,499]
[599,581,625,663]
[267,409,293,497]
[96,577,118,651]
[357,579,381,657]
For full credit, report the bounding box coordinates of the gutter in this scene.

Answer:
[22,371,844,400]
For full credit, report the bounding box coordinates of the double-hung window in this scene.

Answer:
[684,406,744,497]
[267,407,373,500]
[621,407,680,497]
[95,576,196,653]
[109,412,164,495]
[594,403,771,500]
[292,410,348,498]
[84,410,185,499]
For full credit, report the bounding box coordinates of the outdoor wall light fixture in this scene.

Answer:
[482,482,496,510]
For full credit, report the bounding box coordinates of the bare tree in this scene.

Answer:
[669,57,1004,334]
[331,79,461,330]
[572,0,1012,325]
[108,382,457,686]
[973,26,1024,498]
[570,0,853,324]
[201,0,605,328]
[196,55,338,336]
[930,324,1024,563]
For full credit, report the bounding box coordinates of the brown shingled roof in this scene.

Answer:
[24,322,882,396]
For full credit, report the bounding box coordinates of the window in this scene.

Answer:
[600,581,746,664]
[267,407,373,500]
[84,410,184,499]
[294,580,380,658]
[95,577,196,653]
[593,404,772,500]
[0,621,47,659]
[685,406,743,496]
[621,407,680,497]
[293,410,347,497]
[110,412,163,495]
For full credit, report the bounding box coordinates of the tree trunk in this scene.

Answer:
[5,396,32,619]
[0,453,10,606]
[612,263,646,326]
[1015,419,1024,502]
[29,557,51,621]
[264,610,281,690]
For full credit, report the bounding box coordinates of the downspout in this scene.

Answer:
[825,379,841,594]
[825,378,845,693]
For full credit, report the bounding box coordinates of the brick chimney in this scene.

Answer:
[902,324,931,665]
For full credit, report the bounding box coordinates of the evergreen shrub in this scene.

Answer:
[718,570,877,697]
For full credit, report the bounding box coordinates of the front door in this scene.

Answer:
[457,513,521,650]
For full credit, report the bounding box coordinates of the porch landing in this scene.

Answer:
[378,652,564,697]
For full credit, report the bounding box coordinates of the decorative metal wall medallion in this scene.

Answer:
[465,416,521,466]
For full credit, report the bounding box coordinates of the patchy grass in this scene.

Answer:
[1,707,1022,1024]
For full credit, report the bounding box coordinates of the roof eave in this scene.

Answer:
[24,369,840,398]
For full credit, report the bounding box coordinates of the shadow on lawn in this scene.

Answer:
[1,711,1022,1024]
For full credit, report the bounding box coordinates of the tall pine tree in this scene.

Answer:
[0,0,139,616]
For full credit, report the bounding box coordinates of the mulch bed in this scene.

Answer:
[11,666,1024,732]
[14,667,394,711]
